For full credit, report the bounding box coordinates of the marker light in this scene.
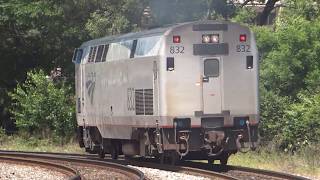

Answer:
[211,34,219,43]
[173,36,181,43]
[202,34,211,43]
[240,34,246,42]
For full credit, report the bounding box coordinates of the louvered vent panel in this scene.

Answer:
[135,89,144,115]
[144,89,154,115]
[135,89,154,115]
[88,47,94,62]
[91,46,97,62]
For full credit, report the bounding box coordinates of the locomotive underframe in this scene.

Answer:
[78,114,259,163]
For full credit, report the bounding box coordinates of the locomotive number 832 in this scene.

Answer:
[72,20,259,165]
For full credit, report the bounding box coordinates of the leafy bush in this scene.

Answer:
[283,93,320,150]
[253,12,320,151]
[259,89,291,142]
[8,70,76,143]
[252,26,278,59]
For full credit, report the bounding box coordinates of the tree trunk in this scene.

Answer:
[258,0,279,26]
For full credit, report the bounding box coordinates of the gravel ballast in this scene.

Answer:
[129,165,211,180]
[0,162,68,180]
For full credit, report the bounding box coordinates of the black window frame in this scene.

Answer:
[204,59,219,77]
[246,56,253,69]
[166,57,174,71]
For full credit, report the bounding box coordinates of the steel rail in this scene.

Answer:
[0,155,80,180]
[0,150,237,179]
[181,161,311,180]
[0,151,144,180]
[126,159,240,180]
[0,150,311,180]
[0,150,92,158]
[226,165,311,180]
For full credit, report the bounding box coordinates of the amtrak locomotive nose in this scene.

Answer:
[73,20,259,165]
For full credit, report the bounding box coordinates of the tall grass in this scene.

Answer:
[229,145,320,179]
[0,135,83,153]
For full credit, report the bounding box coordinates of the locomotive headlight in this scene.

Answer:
[202,34,211,43]
[211,34,219,43]
[202,34,219,43]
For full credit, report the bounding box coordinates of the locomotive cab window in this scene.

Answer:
[106,40,133,61]
[134,36,161,57]
[204,59,219,77]
[72,48,83,63]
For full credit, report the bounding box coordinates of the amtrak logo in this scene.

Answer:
[86,72,96,104]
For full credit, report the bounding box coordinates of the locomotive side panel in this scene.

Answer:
[83,57,160,139]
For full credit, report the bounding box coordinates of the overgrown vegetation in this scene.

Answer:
[0,135,83,153]
[250,4,320,151]
[8,70,75,144]
[229,145,320,179]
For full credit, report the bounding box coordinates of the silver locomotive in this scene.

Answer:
[72,21,259,164]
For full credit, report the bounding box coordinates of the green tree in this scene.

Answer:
[9,70,75,143]
[0,0,84,129]
[149,0,208,25]
[85,0,148,38]
[0,0,148,130]
[254,1,320,150]
[232,7,256,24]
[283,93,320,150]
[260,16,320,97]
[285,0,320,21]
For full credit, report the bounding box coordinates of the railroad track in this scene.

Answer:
[0,150,311,180]
[0,151,144,180]
[125,158,238,180]
[0,150,237,180]
[122,156,310,180]
[181,161,311,180]
[0,155,80,180]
